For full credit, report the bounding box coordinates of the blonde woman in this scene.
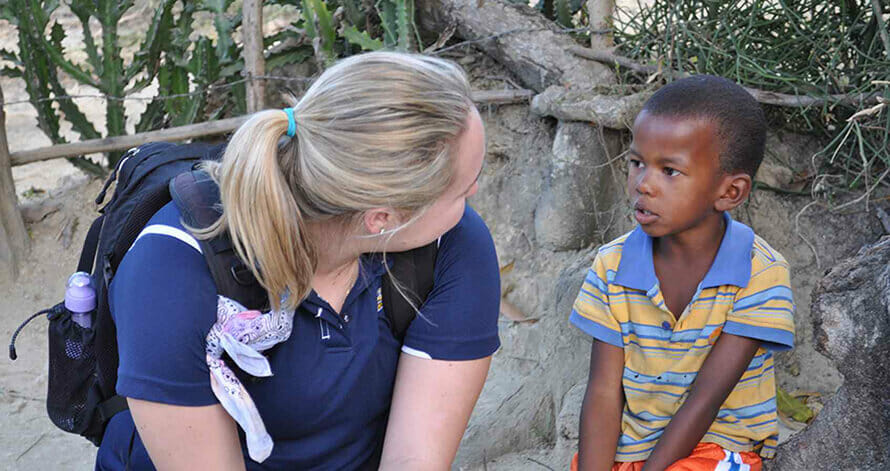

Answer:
[95,52,499,470]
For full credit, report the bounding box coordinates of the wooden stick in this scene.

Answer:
[11,116,249,166]
[568,47,879,107]
[0,84,29,278]
[9,89,533,166]
[243,0,266,112]
[472,89,536,104]
[587,0,615,50]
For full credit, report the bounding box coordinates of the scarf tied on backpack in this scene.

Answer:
[206,295,295,463]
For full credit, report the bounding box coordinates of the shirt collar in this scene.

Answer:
[302,254,390,311]
[614,212,754,291]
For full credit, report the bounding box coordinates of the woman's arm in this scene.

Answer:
[640,333,761,471]
[128,398,246,471]
[578,339,626,471]
[379,353,492,470]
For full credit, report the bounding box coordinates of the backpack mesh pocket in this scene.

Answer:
[46,304,102,439]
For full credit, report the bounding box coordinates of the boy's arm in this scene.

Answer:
[640,333,761,471]
[578,339,625,471]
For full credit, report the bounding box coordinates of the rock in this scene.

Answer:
[557,383,585,443]
[769,237,890,471]
[735,186,882,397]
[534,121,623,251]
[754,132,818,192]
[754,161,796,191]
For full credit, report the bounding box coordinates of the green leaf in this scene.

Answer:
[1,66,23,78]
[0,4,18,24]
[301,0,318,39]
[197,0,237,62]
[135,99,167,133]
[125,0,176,82]
[555,0,573,28]
[65,156,106,177]
[309,0,337,58]
[341,0,365,27]
[69,4,102,76]
[266,44,315,69]
[50,77,100,141]
[395,0,410,51]
[219,59,245,79]
[377,0,398,48]
[49,22,65,50]
[342,25,383,51]
[31,7,96,87]
[0,48,21,66]
[231,78,247,115]
[777,387,815,423]
[569,0,583,13]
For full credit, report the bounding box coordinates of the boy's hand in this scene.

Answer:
[641,333,761,471]
[578,339,625,471]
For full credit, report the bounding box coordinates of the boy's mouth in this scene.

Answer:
[633,203,658,225]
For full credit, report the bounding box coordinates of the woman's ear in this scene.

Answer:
[362,208,398,235]
[714,173,752,212]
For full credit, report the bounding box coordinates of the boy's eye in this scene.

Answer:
[663,167,680,176]
[628,159,644,168]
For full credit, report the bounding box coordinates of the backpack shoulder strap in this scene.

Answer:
[382,241,439,342]
[172,168,436,332]
[169,170,270,311]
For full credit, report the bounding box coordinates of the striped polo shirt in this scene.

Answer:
[570,212,794,461]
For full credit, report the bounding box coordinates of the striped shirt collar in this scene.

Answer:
[614,212,755,291]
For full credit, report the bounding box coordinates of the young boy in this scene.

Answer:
[570,76,794,471]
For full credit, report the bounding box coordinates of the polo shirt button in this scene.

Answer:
[661,321,671,329]
[344,314,350,323]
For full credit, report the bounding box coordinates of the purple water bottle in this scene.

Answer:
[65,272,95,329]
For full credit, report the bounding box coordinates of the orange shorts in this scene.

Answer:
[571,442,762,471]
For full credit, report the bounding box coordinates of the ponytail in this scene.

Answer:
[198,110,316,311]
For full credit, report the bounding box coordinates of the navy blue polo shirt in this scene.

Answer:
[95,202,500,470]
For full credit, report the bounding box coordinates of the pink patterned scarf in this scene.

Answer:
[205,295,295,463]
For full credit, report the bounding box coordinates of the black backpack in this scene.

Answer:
[8,141,438,446]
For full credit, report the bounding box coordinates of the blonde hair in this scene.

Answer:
[197,52,473,311]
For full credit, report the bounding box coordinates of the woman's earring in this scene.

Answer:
[379,228,386,235]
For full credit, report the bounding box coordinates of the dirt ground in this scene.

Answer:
[1,176,101,470]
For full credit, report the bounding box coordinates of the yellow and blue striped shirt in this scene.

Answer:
[570,213,794,461]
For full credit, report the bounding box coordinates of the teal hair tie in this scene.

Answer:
[283,107,297,137]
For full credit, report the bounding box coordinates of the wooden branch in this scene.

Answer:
[587,0,614,50]
[11,116,250,166]
[471,89,535,104]
[530,85,650,129]
[569,47,656,74]
[243,0,266,112]
[0,85,29,279]
[417,0,614,92]
[9,89,533,166]
[569,47,880,108]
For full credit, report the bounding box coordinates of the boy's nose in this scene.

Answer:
[634,171,654,196]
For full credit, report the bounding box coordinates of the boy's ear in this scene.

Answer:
[714,173,752,212]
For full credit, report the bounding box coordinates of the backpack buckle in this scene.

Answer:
[230,262,257,286]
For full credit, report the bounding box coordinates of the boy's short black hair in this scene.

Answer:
[641,75,767,178]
